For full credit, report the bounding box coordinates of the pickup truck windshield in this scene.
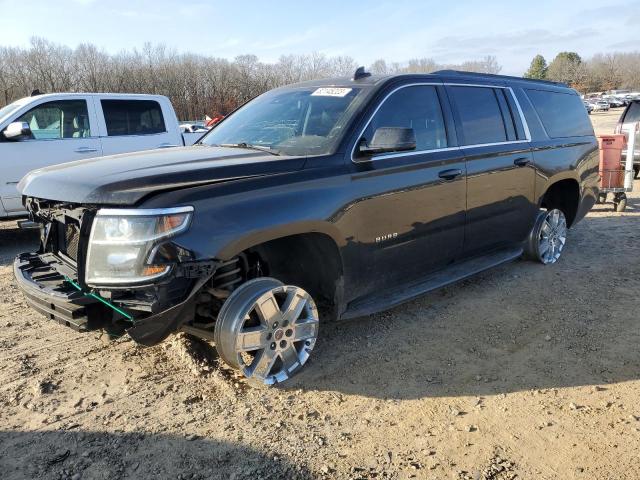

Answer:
[201,87,364,156]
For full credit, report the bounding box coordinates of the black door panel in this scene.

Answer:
[462,143,536,256]
[347,149,466,292]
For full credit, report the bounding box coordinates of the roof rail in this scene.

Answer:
[353,66,372,81]
[433,70,568,87]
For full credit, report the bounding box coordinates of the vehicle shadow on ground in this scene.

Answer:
[282,212,640,400]
[0,430,311,480]
[0,222,39,265]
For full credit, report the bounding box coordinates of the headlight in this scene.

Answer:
[86,206,193,285]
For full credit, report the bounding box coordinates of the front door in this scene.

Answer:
[344,84,466,299]
[0,98,101,214]
[446,85,536,256]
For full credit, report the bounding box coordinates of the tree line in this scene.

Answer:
[1,37,638,120]
[0,38,504,119]
[524,51,640,92]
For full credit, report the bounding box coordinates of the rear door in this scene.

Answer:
[345,83,466,295]
[0,97,101,214]
[95,97,182,156]
[446,84,536,257]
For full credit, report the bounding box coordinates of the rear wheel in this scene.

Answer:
[214,277,319,385]
[615,194,627,212]
[634,166,639,179]
[525,209,567,265]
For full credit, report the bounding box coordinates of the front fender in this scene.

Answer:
[142,169,351,262]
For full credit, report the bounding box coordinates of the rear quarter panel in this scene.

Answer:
[514,87,599,225]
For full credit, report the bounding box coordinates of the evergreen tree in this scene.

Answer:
[524,55,547,79]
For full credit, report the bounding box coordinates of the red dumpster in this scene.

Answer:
[597,134,626,188]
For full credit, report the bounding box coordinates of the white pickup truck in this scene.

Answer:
[0,92,203,218]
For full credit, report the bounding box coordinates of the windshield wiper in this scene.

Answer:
[217,143,280,156]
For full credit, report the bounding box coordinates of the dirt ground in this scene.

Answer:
[1,108,639,480]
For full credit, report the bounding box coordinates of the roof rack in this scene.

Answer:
[432,70,567,87]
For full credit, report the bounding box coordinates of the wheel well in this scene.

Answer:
[540,180,580,226]
[246,233,344,318]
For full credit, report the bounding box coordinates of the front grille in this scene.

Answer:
[64,223,80,261]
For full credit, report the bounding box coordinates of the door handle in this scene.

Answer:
[158,143,180,149]
[6,181,19,185]
[438,168,463,180]
[514,157,531,167]
[74,147,98,153]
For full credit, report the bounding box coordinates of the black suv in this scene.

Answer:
[14,69,599,385]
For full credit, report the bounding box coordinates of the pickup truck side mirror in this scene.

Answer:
[358,127,416,158]
[3,121,32,141]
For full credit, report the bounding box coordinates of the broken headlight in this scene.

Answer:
[85,206,193,286]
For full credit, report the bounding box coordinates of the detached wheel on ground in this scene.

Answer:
[214,277,319,385]
[525,208,568,265]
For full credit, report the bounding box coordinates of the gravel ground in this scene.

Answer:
[1,109,639,480]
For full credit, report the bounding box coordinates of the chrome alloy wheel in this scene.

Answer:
[537,208,567,264]
[214,277,319,385]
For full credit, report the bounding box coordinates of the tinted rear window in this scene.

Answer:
[449,86,508,145]
[101,100,165,136]
[525,89,593,138]
[623,102,640,124]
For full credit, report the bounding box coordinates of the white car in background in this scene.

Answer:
[0,93,203,218]
[179,121,209,133]
[591,100,610,112]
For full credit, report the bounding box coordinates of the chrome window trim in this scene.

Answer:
[96,206,194,217]
[350,82,532,163]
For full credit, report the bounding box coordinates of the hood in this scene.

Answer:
[18,145,306,205]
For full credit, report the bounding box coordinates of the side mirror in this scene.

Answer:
[358,127,416,157]
[3,121,32,141]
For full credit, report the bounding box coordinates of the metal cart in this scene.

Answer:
[598,169,632,211]
[597,125,636,212]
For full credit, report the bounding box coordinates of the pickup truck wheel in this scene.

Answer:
[214,277,319,385]
[525,208,567,265]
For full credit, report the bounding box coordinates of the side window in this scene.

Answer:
[450,86,508,145]
[525,89,593,138]
[15,100,90,140]
[101,100,166,136]
[363,85,448,152]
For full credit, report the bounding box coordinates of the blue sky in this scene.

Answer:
[1,0,638,75]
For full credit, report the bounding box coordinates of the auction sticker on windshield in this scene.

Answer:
[311,87,353,97]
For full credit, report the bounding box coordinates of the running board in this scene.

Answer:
[341,247,523,320]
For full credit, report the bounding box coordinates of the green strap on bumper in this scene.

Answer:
[64,276,134,321]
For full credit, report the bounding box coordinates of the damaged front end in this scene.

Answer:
[14,197,222,346]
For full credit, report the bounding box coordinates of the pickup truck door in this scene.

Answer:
[94,97,184,156]
[0,97,102,215]
[446,85,536,256]
[345,84,466,295]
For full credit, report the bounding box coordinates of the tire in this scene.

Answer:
[214,277,319,385]
[616,196,627,212]
[634,166,639,180]
[524,209,568,265]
